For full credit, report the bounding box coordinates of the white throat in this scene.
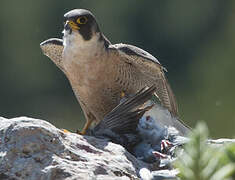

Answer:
[62,29,104,65]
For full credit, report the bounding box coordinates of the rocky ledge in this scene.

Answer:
[1,117,235,180]
[0,116,149,180]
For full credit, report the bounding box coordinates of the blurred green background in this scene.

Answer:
[1,0,234,138]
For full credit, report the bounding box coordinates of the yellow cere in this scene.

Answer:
[68,20,80,30]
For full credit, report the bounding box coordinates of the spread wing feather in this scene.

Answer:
[109,43,178,116]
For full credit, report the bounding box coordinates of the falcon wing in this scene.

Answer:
[40,38,65,73]
[109,43,178,116]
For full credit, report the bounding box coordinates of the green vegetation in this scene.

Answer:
[175,122,235,180]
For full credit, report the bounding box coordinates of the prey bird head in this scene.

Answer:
[63,9,100,41]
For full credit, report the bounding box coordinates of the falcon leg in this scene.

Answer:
[61,119,93,135]
[77,119,93,135]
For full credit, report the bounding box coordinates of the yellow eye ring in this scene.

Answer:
[77,16,88,24]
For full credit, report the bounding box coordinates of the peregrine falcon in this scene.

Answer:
[40,9,178,134]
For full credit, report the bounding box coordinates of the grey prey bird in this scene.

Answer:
[40,9,179,134]
[91,86,189,162]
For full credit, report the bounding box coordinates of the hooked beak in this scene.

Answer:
[64,20,80,31]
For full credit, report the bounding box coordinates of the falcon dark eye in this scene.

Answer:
[77,16,88,24]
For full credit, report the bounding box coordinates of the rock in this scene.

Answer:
[1,117,234,180]
[0,116,147,180]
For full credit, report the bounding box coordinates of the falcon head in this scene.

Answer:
[63,9,100,42]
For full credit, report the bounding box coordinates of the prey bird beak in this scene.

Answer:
[65,20,80,30]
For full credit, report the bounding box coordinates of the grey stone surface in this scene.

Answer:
[1,116,234,180]
[0,117,146,180]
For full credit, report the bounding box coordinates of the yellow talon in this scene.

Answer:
[79,119,93,135]
[121,91,125,98]
[61,129,71,133]
[75,129,82,135]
